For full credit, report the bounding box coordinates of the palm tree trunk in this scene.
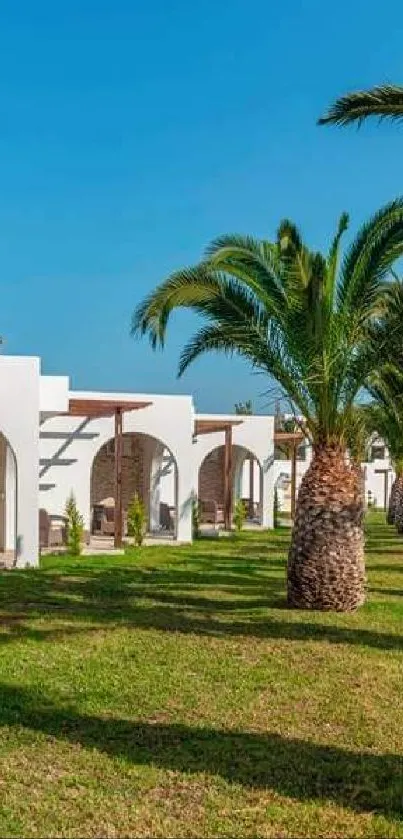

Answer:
[287,444,365,611]
[392,474,403,533]
[387,476,400,525]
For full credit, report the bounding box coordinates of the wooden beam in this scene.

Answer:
[195,418,243,436]
[274,430,304,445]
[224,424,233,530]
[114,408,123,548]
[291,442,297,520]
[68,398,152,417]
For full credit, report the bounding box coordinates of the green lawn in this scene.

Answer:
[0,513,402,837]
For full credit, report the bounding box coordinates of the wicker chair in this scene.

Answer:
[99,505,115,536]
[39,509,68,549]
[199,498,225,526]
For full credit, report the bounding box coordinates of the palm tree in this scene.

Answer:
[318,84,403,127]
[132,200,403,611]
[367,369,403,528]
[234,400,253,415]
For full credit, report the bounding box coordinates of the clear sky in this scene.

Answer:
[1,0,403,412]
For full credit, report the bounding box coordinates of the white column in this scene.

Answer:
[149,442,164,531]
[176,453,193,543]
[261,458,274,529]
[5,445,16,553]
[15,445,39,568]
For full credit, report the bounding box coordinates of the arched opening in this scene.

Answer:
[90,432,178,541]
[274,471,290,522]
[198,444,263,528]
[0,433,17,565]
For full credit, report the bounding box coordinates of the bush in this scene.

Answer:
[65,493,84,556]
[192,497,200,539]
[127,493,147,546]
[233,498,246,533]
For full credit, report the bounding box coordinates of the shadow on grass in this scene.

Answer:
[0,682,401,819]
[0,557,402,650]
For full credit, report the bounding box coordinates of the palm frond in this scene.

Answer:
[338,198,403,322]
[132,199,403,447]
[318,84,403,127]
[131,264,226,347]
[204,234,286,320]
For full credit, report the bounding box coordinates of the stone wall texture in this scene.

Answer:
[198,446,225,504]
[91,434,148,512]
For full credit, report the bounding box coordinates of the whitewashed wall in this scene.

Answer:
[193,414,275,527]
[0,356,41,566]
[40,391,195,542]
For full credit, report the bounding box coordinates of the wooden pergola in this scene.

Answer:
[68,398,152,547]
[195,418,243,529]
[274,430,305,518]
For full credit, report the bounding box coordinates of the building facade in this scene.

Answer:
[0,355,392,568]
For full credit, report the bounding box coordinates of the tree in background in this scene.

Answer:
[132,201,403,611]
[234,400,253,415]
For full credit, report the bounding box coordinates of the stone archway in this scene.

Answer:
[198,444,263,527]
[90,432,178,538]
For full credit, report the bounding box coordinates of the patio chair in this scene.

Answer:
[199,498,225,527]
[39,508,50,549]
[99,505,115,536]
[39,510,68,550]
[159,502,173,531]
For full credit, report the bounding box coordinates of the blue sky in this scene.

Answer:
[1,0,403,412]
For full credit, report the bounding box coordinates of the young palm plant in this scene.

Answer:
[318,84,403,127]
[132,200,403,611]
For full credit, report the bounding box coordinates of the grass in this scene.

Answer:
[0,512,401,837]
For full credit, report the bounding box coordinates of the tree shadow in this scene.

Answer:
[0,561,401,650]
[0,682,401,819]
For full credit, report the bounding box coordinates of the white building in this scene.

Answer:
[0,355,275,567]
[0,354,392,568]
[273,435,393,513]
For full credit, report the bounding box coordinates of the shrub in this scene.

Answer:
[192,497,200,539]
[233,498,246,533]
[127,493,147,546]
[65,493,84,556]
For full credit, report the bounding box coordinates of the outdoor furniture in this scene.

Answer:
[39,510,67,549]
[99,505,115,536]
[199,498,225,526]
[92,503,129,538]
[39,509,50,549]
[91,504,104,535]
[159,502,173,531]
